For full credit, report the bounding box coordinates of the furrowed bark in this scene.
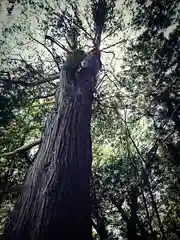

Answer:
[2,51,101,240]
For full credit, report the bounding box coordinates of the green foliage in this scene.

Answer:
[1,0,180,239]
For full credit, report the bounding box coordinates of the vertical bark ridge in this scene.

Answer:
[2,51,100,240]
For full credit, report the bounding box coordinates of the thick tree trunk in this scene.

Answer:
[2,51,100,240]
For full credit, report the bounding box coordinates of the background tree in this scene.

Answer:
[0,0,120,239]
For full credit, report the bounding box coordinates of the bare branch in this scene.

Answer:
[0,72,60,87]
[0,139,41,157]
[30,92,55,100]
[45,35,70,53]
[101,39,126,51]
[54,12,93,41]
[102,25,129,43]
[29,34,61,73]
[31,73,60,86]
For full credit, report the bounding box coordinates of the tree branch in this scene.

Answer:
[54,12,93,41]
[29,34,61,73]
[0,72,60,87]
[101,39,126,51]
[0,139,41,157]
[30,93,55,100]
[45,35,70,53]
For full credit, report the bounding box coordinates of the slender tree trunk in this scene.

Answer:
[127,185,138,240]
[147,178,167,240]
[141,189,154,236]
[2,51,101,240]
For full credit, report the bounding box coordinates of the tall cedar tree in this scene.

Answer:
[1,0,110,238]
[2,49,101,240]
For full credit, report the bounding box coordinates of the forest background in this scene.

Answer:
[0,0,180,239]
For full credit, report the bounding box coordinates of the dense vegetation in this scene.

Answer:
[0,0,180,239]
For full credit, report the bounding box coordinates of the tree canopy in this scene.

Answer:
[0,0,180,239]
